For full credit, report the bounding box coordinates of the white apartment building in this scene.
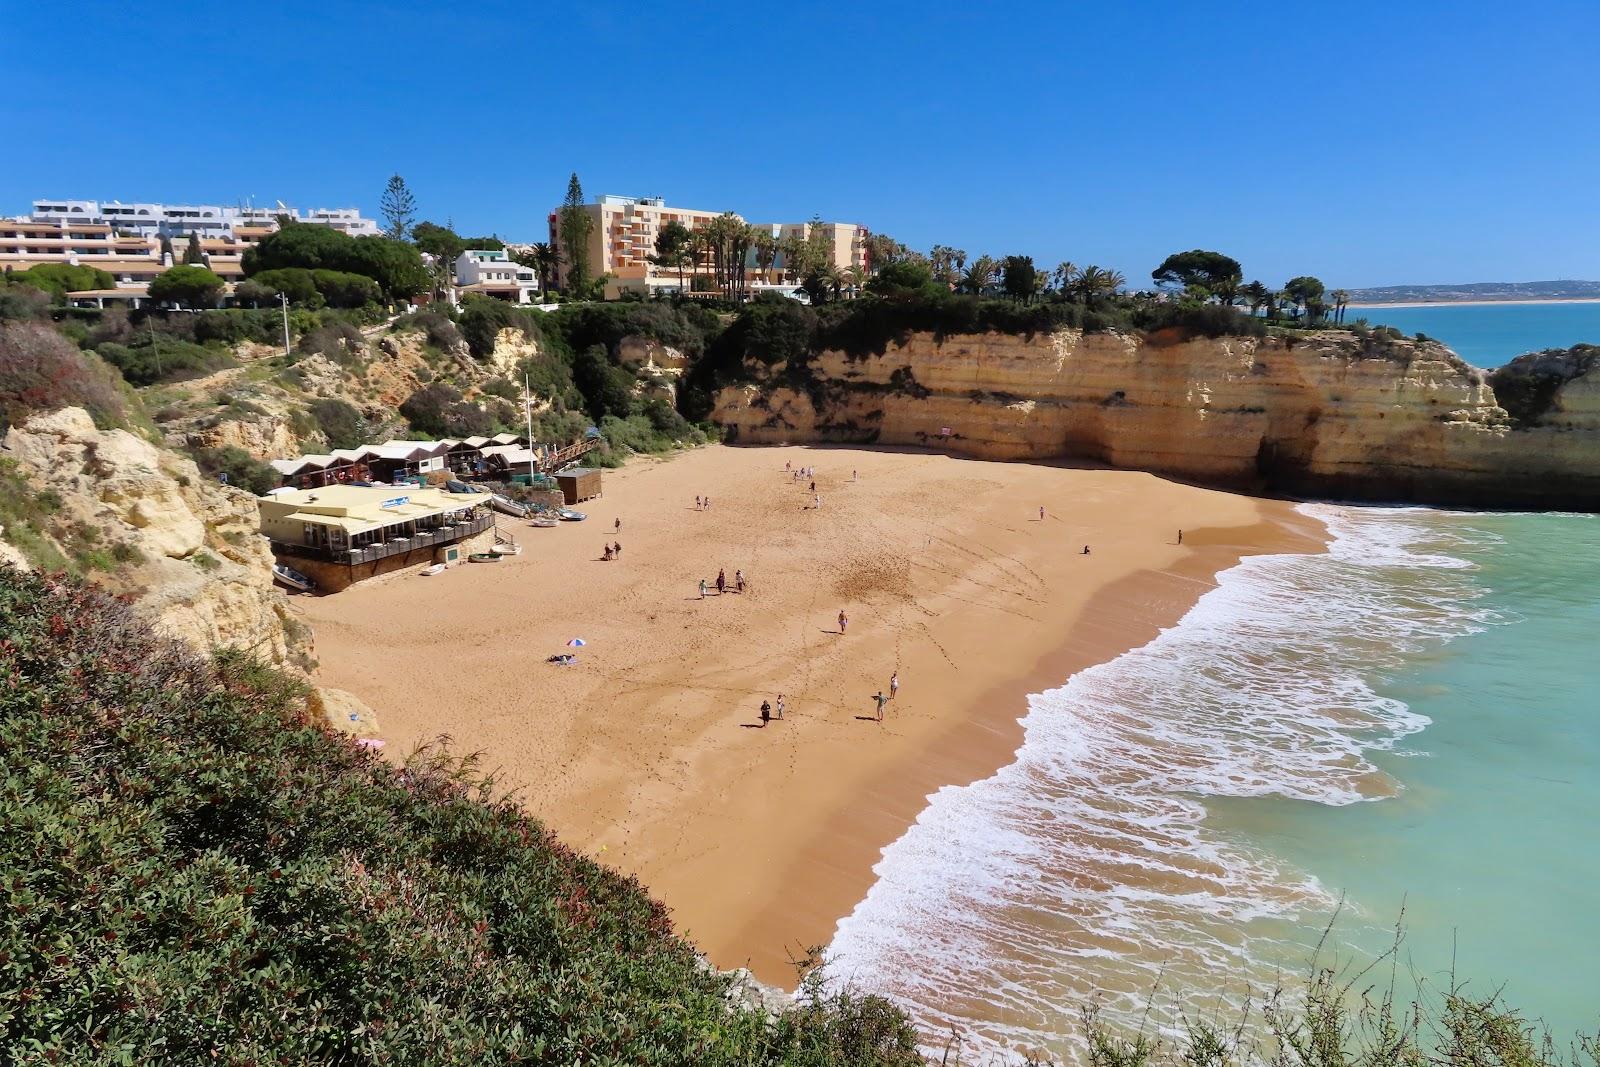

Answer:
[25,199,380,239]
[1,219,249,306]
[454,249,539,304]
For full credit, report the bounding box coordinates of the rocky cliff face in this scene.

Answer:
[712,329,1600,509]
[2,407,307,664]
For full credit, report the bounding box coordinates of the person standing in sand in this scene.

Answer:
[1178,529,1184,544]
[1039,505,1046,521]
[717,569,726,595]
[760,699,771,727]
[813,493,821,509]
[838,610,848,634]
[615,517,622,532]
[735,569,745,593]
[775,693,785,719]
[873,691,888,721]
[890,671,899,700]
[695,495,702,511]
[699,578,707,599]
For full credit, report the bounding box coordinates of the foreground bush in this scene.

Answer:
[0,321,128,433]
[0,569,926,1065]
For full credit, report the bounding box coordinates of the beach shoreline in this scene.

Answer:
[1348,297,1600,309]
[299,444,1324,987]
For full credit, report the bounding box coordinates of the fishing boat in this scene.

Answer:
[558,508,586,522]
[529,515,559,528]
[468,552,502,563]
[272,563,316,593]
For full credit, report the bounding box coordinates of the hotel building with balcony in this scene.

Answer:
[549,194,869,299]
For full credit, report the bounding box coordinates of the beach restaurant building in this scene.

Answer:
[259,484,496,591]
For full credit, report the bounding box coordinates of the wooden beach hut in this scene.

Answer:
[554,466,602,505]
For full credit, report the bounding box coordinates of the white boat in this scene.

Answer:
[529,515,559,528]
[421,563,447,576]
[273,563,316,593]
[492,542,522,556]
[490,494,529,518]
[558,509,586,522]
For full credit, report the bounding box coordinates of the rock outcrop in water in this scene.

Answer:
[711,329,1600,510]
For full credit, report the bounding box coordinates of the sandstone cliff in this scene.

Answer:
[711,329,1600,510]
[2,407,308,664]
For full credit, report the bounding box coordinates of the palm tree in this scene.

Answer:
[779,232,809,284]
[753,231,778,286]
[1052,261,1078,293]
[960,255,998,295]
[1072,265,1124,306]
[529,242,558,297]
[842,264,866,299]
[1330,289,1350,324]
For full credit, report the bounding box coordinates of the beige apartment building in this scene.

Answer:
[2,219,250,306]
[549,194,869,299]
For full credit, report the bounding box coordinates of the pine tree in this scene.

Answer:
[160,234,174,263]
[381,174,417,241]
[557,173,592,294]
[182,231,204,265]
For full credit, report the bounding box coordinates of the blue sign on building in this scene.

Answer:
[381,496,410,509]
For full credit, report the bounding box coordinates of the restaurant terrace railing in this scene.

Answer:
[270,512,494,565]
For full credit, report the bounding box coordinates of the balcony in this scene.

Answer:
[270,512,494,565]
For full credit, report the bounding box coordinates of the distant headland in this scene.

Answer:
[1347,279,1600,306]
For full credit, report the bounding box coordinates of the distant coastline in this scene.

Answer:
[1349,297,1600,309]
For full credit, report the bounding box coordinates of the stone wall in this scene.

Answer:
[712,329,1600,510]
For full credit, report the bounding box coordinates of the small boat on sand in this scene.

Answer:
[490,494,529,518]
[273,563,316,593]
[558,509,586,522]
[529,515,559,528]
[468,552,502,563]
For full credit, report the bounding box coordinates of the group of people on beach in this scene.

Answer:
[694,495,713,510]
[699,567,747,598]
[760,669,899,727]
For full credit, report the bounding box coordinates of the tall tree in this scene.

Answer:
[1282,276,1326,322]
[1051,261,1078,292]
[1330,288,1350,323]
[960,256,999,296]
[1072,265,1125,305]
[650,221,693,295]
[380,174,417,241]
[1242,280,1271,317]
[159,233,174,263]
[1000,255,1039,303]
[182,232,204,265]
[1151,249,1243,302]
[557,173,592,293]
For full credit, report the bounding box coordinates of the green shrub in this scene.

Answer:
[96,335,234,386]
[3,262,114,300]
[309,397,366,449]
[0,569,928,1064]
[190,445,280,495]
[1,321,129,433]
[399,382,494,438]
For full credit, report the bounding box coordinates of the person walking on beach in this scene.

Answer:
[699,578,707,599]
[735,568,745,593]
[1039,505,1046,521]
[785,460,791,472]
[615,517,622,532]
[613,541,622,558]
[813,493,821,509]
[809,480,816,492]
[716,570,726,595]
[873,691,888,722]
[1178,529,1184,545]
[695,495,702,511]
[890,671,899,700]
[775,693,785,719]
[705,495,712,510]
[838,610,848,634]
[853,469,858,481]
[760,699,772,727]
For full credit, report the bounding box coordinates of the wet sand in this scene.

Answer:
[299,444,1323,985]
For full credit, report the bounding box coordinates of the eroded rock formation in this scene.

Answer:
[712,329,1600,509]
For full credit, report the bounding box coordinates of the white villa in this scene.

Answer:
[454,249,539,304]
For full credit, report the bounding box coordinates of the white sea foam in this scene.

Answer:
[826,504,1500,1063]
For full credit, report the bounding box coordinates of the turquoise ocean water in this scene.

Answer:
[1349,301,1600,367]
[826,300,1600,1062]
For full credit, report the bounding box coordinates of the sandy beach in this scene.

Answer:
[299,444,1323,986]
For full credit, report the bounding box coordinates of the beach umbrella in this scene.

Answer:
[567,638,586,647]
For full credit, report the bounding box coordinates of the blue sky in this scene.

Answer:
[3,0,1596,288]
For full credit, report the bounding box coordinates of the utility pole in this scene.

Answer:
[278,291,291,357]
[523,372,536,478]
